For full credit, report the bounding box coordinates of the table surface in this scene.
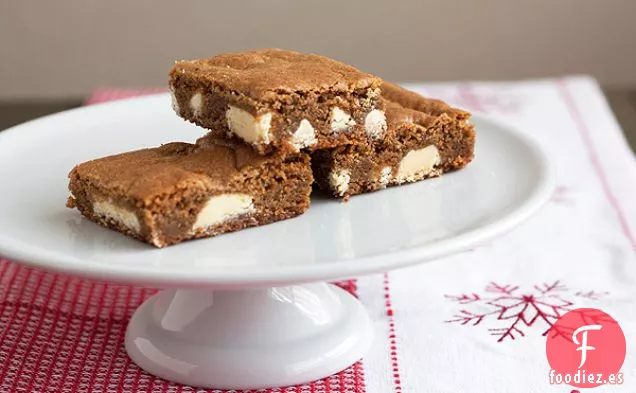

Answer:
[2,89,635,154]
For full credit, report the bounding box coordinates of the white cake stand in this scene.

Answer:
[0,94,554,390]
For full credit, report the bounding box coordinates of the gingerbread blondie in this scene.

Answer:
[67,137,312,247]
[312,83,475,198]
[169,48,387,155]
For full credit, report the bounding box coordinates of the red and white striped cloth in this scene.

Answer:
[1,76,635,392]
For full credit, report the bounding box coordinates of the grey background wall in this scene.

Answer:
[1,0,635,100]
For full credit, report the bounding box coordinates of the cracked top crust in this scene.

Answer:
[67,138,280,200]
[170,48,382,102]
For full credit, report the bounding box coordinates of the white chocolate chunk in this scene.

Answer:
[395,145,441,183]
[193,194,255,230]
[189,92,203,117]
[226,106,272,144]
[93,201,141,233]
[368,87,381,100]
[330,107,356,132]
[291,119,317,150]
[329,169,351,196]
[149,233,163,248]
[364,109,387,139]
[170,86,180,114]
[379,166,392,187]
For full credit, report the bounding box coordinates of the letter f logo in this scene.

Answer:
[572,324,603,368]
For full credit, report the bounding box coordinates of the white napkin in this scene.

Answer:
[356,76,636,393]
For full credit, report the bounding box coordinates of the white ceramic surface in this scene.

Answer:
[125,283,372,389]
[0,93,554,288]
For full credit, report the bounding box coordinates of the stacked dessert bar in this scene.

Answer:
[66,49,475,248]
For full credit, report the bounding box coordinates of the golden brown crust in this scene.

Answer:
[67,140,277,202]
[170,48,381,102]
[384,100,437,129]
[381,81,470,120]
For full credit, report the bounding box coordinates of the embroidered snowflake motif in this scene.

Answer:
[445,281,607,342]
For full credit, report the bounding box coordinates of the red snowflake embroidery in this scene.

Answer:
[445,281,606,342]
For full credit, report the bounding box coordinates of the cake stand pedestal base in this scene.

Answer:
[125,282,373,389]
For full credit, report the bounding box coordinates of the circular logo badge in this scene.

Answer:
[546,308,626,388]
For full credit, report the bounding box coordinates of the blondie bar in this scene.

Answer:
[67,137,312,247]
[312,84,475,198]
[169,49,387,154]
